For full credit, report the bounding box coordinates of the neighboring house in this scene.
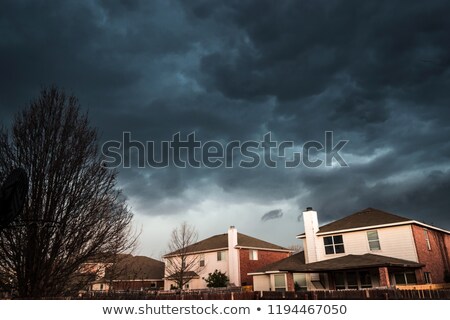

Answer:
[163,226,292,290]
[250,207,450,291]
[89,255,164,292]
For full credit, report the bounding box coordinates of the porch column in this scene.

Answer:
[378,267,390,287]
[286,273,295,291]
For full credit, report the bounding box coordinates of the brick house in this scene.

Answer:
[250,207,450,291]
[163,226,291,290]
[89,255,164,293]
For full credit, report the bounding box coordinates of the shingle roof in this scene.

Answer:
[253,251,306,273]
[287,254,423,272]
[105,255,164,280]
[318,208,411,233]
[166,271,200,280]
[165,232,289,256]
[297,208,412,237]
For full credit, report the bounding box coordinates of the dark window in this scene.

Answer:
[346,272,358,289]
[359,271,372,288]
[406,272,417,284]
[217,251,226,261]
[324,235,345,255]
[394,272,417,285]
[424,272,432,284]
[334,272,345,290]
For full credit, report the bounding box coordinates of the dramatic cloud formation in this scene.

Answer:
[1,0,449,255]
[261,209,283,222]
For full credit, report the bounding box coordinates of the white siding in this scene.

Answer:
[316,225,418,262]
[164,250,230,290]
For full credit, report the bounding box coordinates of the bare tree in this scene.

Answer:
[164,222,204,290]
[287,244,303,253]
[0,87,137,298]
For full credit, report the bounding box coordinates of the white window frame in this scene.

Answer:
[217,250,226,261]
[249,250,258,261]
[424,229,431,251]
[367,230,381,251]
[323,235,345,255]
[424,272,432,284]
[273,273,287,292]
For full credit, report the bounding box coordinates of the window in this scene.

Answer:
[367,230,381,251]
[217,251,226,261]
[394,272,417,285]
[346,272,358,289]
[424,230,431,250]
[324,235,345,254]
[199,255,205,267]
[424,272,432,284]
[334,272,345,290]
[293,273,307,291]
[359,271,372,288]
[334,271,372,289]
[249,250,258,260]
[274,274,286,292]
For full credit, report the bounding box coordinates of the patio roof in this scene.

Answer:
[290,254,423,272]
[250,253,423,274]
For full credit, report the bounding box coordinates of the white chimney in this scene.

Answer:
[227,226,240,286]
[302,207,319,263]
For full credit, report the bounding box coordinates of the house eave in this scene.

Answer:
[163,247,228,258]
[297,220,450,238]
[235,246,292,253]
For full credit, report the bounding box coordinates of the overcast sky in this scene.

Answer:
[1,0,449,258]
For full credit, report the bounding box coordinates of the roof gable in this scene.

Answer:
[253,251,305,273]
[316,207,411,234]
[105,255,164,280]
[165,232,289,256]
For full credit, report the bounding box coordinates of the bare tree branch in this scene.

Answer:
[0,87,137,298]
[164,222,204,290]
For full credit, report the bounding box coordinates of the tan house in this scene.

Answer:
[250,207,450,291]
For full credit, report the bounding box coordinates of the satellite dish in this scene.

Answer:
[0,168,29,229]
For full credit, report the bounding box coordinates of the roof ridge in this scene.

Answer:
[317,207,412,233]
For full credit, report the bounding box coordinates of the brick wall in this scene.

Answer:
[411,224,450,284]
[239,249,290,286]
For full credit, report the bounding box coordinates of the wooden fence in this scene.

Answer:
[80,288,450,300]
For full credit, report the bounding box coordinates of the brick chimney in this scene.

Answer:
[227,226,240,286]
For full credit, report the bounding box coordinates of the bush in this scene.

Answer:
[203,270,229,288]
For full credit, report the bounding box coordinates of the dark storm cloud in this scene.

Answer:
[261,209,283,222]
[1,0,449,232]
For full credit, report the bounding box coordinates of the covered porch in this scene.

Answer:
[296,253,424,290]
[250,253,424,291]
